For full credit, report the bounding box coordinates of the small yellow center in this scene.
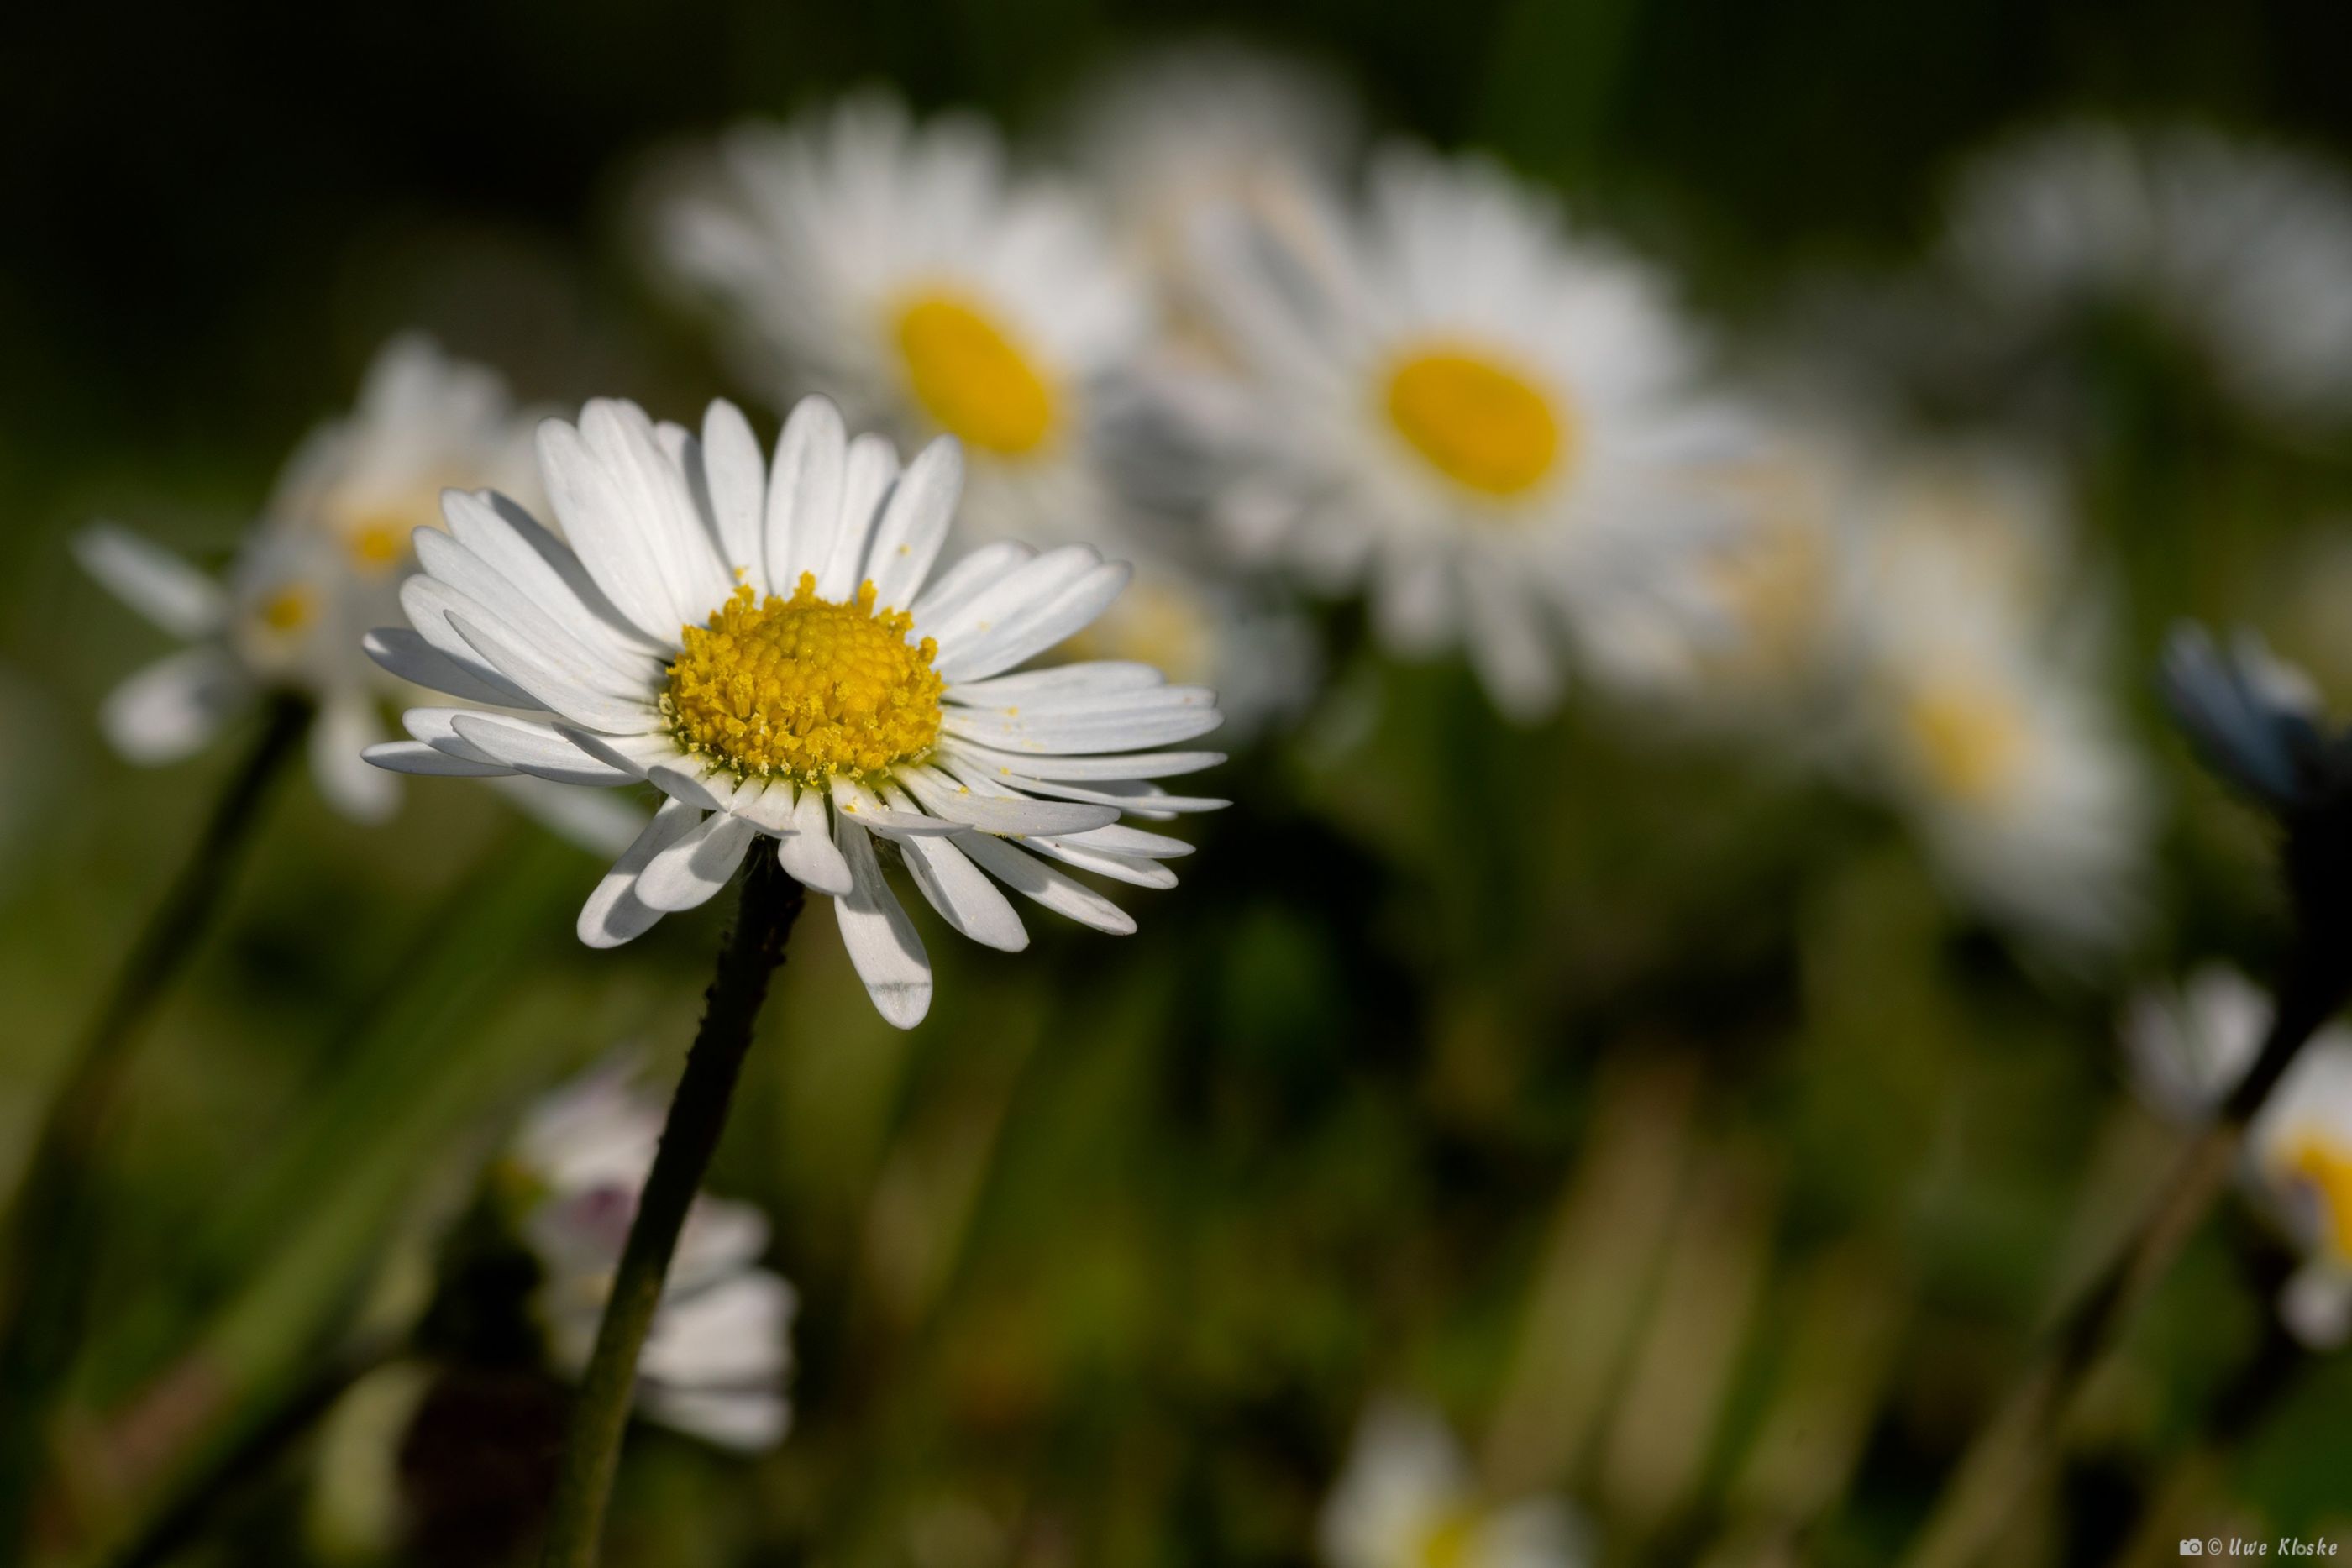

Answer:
[663,573,942,781]
[347,516,411,572]
[1903,679,2026,805]
[894,293,1057,457]
[258,585,317,634]
[2282,1130,2352,1261]
[1384,346,1567,498]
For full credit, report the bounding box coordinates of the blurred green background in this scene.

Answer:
[5,3,2352,1565]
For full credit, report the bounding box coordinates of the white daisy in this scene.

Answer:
[362,394,1226,1029]
[1180,142,1749,718]
[1943,120,2352,431]
[653,92,1151,551]
[2247,1039,2352,1350]
[72,336,632,848]
[2119,965,2270,1125]
[511,1062,796,1450]
[1839,452,2150,952]
[1320,1398,1588,1568]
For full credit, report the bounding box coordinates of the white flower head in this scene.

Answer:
[654,92,1151,550]
[1943,120,2352,432]
[2119,965,2269,1124]
[1320,1398,1588,1568]
[512,1061,797,1450]
[2247,1039,2352,1350]
[364,394,1227,1029]
[1180,143,1751,719]
[71,335,634,849]
[1840,452,2150,953]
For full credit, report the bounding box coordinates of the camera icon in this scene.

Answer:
[2181,1543,2205,1557]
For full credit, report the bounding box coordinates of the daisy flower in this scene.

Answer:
[1942,120,2352,432]
[1180,143,1750,718]
[1320,1398,1588,1568]
[1840,453,2150,952]
[509,1062,795,1450]
[363,394,1226,1028]
[652,92,1150,551]
[2119,965,2272,1125]
[2248,1038,2352,1350]
[72,336,630,847]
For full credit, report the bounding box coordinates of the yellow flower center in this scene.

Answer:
[1903,679,2026,805]
[894,292,1057,457]
[2282,1130,2352,1261]
[1415,1507,1483,1568]
[258,585,317,633]
[347,514,412,573]
[663,573,943,782]
[1383,346,1568,498]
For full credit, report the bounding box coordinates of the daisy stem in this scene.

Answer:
[538,852,805,1568]
[1895,948,2347,1568]
[0,690,311,1552]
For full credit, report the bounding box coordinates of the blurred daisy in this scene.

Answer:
[1320,1398,1588,1568]
[510,1062,795,1449]
[72,336,631,847]
[1184,144,1748,718]
[1842,454,2150,952]
[654,92,1149,550]
[2248,1039,2352,1350]
[365,395,1225,1028]
[1063,39,1359,314]
[1943,120,2352,431]
[2120,964,2270,1124]
[1053,552,1316,741]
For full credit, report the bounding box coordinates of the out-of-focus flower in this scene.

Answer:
[1319,1399,1588,1568]
[1842,454,2150,952]
[1179,144,1750,719]
[2247,1039,2352,1350]
[2121,964,2271,1124]
[1063,39,1359,317]
[1053,554,1316,742]
[653,92,1150,552]
[364,395,1226,1027]
[75,336,638,852]
[1942,121,2352,431]
[508,1062,795,1450]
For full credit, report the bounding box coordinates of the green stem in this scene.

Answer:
[1896,955,2344,1568]
[0,692,311,1555]
[108,1335,403,1568]
[538,852,804,1567]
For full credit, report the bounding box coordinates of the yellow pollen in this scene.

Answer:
[259,585,316,633]
[1903,679,2026,804]
[346,514,412,573]
[663,573,942,782]
[2282,1130,2352,1261]
[1384,346,1567,498]
[895,292,1057,456]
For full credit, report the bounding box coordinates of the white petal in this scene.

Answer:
[450,713,641,786]
[816,433,899,602]
[948,766,1227,817]
[363,739,512,776]
[397,576,543,710]
[732,776,801,834]
[827,775,962,836]
[558,726,679,777]
[312,696,401,823]
[923,546,1105,675]
[954,833,1137,936]
[779,785,853,895]
[579,400,733,628]
[699,400,769,590]
[538,415,685,642]
[910,540,1037,628]
[832,815,932,1029]
[98,648,247,764]
[441,490,670,659]
[946,661,1164,706]
[937,739,1226,781]
[862,436,962,611]
[75,524,226,638]
[365,627,532,708]
[1041,822,1194,859]
[766,396,847,593]
[940,698,1223,755]
[1025,836,1179,889]
[935,559,1137,684]
[878,784,1027,952]
[450,610,664,735]
[636,810,758,912]
[579,798,703,947]
[413,529,655,695]
[894,766,1119,836]
[641,1387,791,1451]
[648,755,742,813]
[1459,564,1562,721]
